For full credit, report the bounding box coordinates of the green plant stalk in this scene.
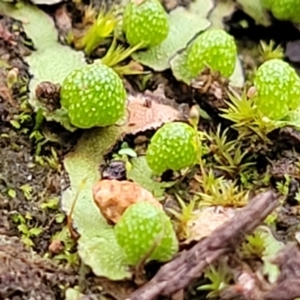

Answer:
[195,130,207,189]
[81,10,117,55]
[113,64,149,76]
[167,194,197,239]
[187,106,210,191]
[98,36,147,75]
[172,106,203,187]
[101,37,144,68]
[67,177,87,239]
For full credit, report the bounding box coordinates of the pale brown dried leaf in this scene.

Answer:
[0,83,17,107]
[54,5,72,36]
[183,207,236,244]
[0,22,15,44]
[125,92,180,135]
[93,179,162,224]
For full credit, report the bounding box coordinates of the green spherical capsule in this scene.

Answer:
[123,0,169,48]
[261,0,300,23]
[186,29,237,79]
[60,63,127,129]
[146,122,198,175]
[254,59,300,120]
[115,202,178,266]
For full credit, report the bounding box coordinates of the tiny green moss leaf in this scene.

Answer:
[78,231,130,280]
[45,108,77,132]
[208,0,237,29]
[65,288,84,300]
[260,227,284,284]
[127,156,175,197]
[170,50,195,84]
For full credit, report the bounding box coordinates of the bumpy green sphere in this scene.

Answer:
[146,122,198,175]
[186,29,237,78]
[60,63,127,129]
[123,0,169,47]
[254,59,300,120]
[261,0,300,23]
[115,202,178,266]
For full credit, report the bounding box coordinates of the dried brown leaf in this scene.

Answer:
[93,180,162,224]
[125,92,180,135]
[0,22,15,44]
[184,207,236,244]
[54,5,72,36]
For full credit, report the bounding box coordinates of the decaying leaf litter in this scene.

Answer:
[2,0,300,299]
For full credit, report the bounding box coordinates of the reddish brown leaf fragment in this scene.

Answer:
[93,179,162,224]
[125,94,180,134]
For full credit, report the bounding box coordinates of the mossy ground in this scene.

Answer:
[2,0,300,299]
